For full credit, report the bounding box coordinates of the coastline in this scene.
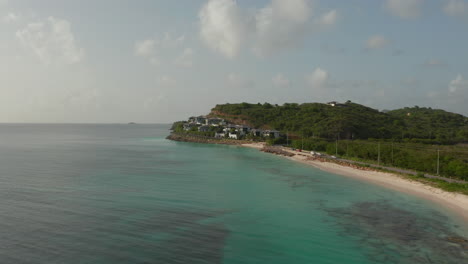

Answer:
[167,134,468,222]
[241,142,468,222]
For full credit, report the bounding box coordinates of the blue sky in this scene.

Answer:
[0,0,467,123]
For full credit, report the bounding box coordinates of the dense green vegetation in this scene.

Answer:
[209,102,468,181]
[387,106,468,142]
[288,139,468,181]
[211,102,468,143]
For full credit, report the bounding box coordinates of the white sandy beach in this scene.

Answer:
[242,143,468,222]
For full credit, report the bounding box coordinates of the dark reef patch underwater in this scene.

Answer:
[323,200,468,263]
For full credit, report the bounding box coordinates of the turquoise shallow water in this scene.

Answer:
[0,124,466,263]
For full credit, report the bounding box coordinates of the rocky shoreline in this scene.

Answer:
[166,133,254,145]
[260,146,294,157]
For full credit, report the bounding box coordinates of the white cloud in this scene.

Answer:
[272,74,290,88]
[157,75,177,88]
[3,12,20,23]
[253,0,313,56]
[443,0,467,17]
[134,39,159,65]
[199,0,247,58]
[449,74,467,93]
[366,35,389,50]
[306,68,329,89]
[135,39,156,57]
[199,0,335,58]
[162,32,185,47]
[174,48,194,67]
[134,34,187,66]
[16,17,85,65]
[316,9,338,26]
[385,0,423,19]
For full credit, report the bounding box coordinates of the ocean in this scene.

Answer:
[0,124,466,263]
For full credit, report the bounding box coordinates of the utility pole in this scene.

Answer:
[391,142,394,165]
[301,134,304,150]
[377,142,381,166]
[437,149,440,175]
[335,140,338,156]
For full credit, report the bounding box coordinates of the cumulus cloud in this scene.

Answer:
[134,39,160,65]
[306,68,329,89]
[199,0,247,58]
[16,17,85,65]
[134,33,188,66]
[443,0,467,17]
[272,74,290,88]
[199,0,335,58]
[157,75,177,88]
[316,9,338,26]
[3,12,20,23]
[253,0,313,56]
[366,35,389,50]
[449,74,467,93]
[135,39,156,57]
[174,48,194,67]
[385,0,423,19]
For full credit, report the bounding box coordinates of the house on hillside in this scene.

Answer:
[235,125,251,136]
[327,101,346,107]
[207,118,225,126]
[250,129,263,137]
[263,130,280,138]
[192,116,207,125]
[214,132,225,138]
[198,125,210,132]
[228,132,238,139]
[183,123,196,131]
[223,124,237,134]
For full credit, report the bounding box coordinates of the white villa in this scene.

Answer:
[262,130,280,138]
[181,116,281,140]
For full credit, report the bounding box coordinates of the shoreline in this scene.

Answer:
[167,134,468,222]
[241,142,468,222]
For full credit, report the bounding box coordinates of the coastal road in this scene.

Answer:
[281,147,467,184]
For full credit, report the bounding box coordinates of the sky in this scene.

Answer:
[0,0,467,123]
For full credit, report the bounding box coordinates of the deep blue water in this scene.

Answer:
[0,124,466,263]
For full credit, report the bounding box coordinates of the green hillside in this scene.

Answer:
[210,102,468,143]
[387,107,468,142]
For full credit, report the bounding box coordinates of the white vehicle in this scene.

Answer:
[330,155,337,159]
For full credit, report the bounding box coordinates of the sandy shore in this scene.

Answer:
[241,143,468,222]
